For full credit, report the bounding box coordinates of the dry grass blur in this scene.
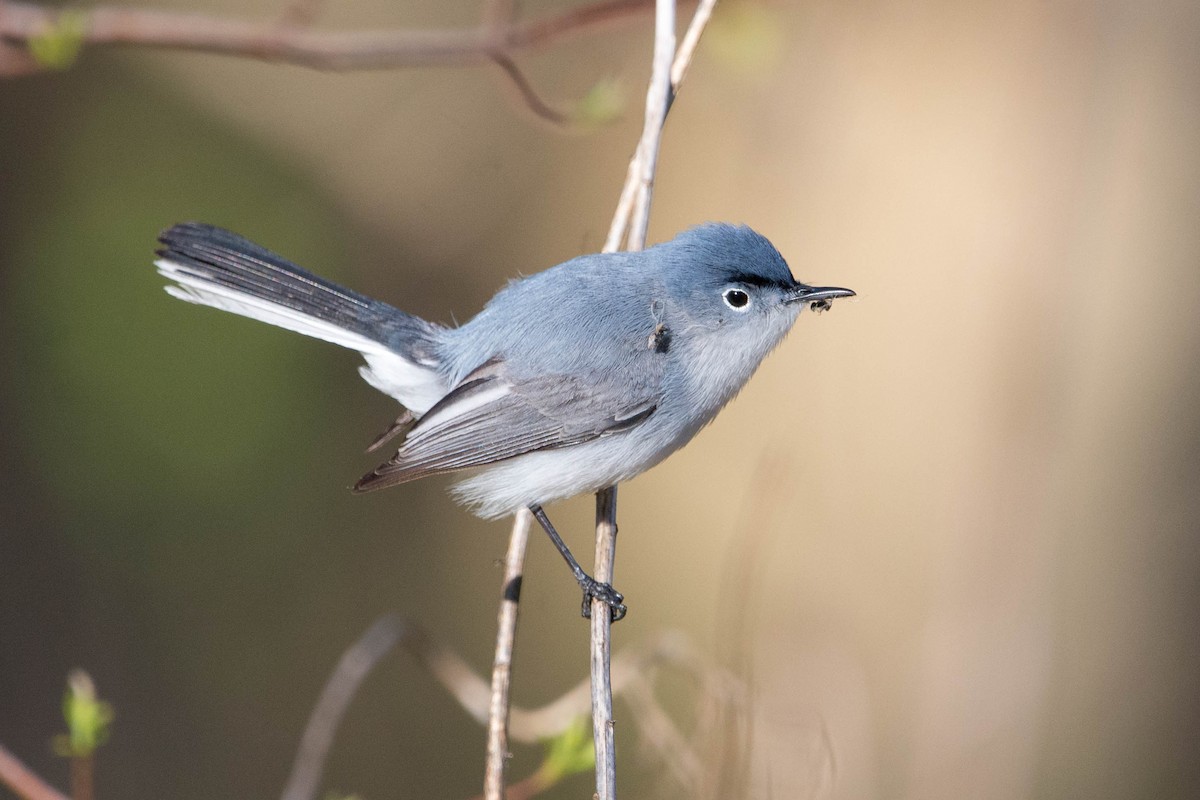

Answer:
[1,1,1198,799]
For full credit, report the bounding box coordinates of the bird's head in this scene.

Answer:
[654,223,854,336]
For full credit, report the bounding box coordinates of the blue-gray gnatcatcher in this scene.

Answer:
[155,222,853,619]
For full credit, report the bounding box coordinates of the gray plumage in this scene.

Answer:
[156,222,852,518]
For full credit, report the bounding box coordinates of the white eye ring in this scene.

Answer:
[722,288,751,311]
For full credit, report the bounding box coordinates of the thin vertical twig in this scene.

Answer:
[603,0,720,252]
[625,0,677,252]
[483,508,533,800]
[668,0,717,92]
[590,486,621,799]
[590,0,723,796]
[591,0,699,797]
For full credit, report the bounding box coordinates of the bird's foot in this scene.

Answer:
[580,577,627,622]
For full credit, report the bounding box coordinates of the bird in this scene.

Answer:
[155,221,854,619]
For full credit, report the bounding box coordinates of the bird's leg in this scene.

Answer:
[528,504,627,622]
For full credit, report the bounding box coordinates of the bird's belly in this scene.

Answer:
[448,422,689,519]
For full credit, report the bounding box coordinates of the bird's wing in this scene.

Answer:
[353,358,659,492]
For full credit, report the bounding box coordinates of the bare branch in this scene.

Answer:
[0,0,668,72]
[489,54,572,127]
[0,744,71,800]
[281,615,410,800]
[623,0,676,254]
[604,161,644,253]
[590,485,622,799]
[669,0,718,90]
[483,509,532,800]
[279,615,519,800]
[604,0,719,251]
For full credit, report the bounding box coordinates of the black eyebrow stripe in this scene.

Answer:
[726,272,789,289]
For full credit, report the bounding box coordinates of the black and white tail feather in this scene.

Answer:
[155,223,449,416]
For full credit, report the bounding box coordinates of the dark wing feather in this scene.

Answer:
[353,359,659,492]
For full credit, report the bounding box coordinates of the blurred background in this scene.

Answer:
[2,0,1198,798]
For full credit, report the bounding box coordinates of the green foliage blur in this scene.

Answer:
[539,716,595,786]
[26,11,87,71]
[53,671,113,758]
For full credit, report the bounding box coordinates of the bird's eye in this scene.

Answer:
[722,288,751,310]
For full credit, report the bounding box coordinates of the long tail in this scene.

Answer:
[156,222,448,414]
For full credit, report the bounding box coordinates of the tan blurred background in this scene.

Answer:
[2,1,1198,798]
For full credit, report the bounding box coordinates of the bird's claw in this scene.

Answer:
[580,578,627,622]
